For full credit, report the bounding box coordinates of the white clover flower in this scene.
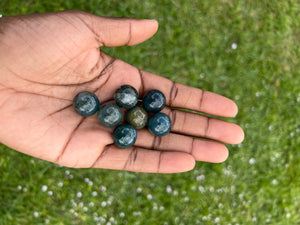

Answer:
[147,194,153,200]
[255,92,260,97]
[41,185,48,192]
[74,212,78,217]
[198,186,204,192]
[199,73,205,79]
[45,219,50,224]
[218,203,223,208]
[136,187,142,193]
[48,191,53,196]
[65,170,70,175]
[215,217,220,223]
[272,179,278,185]
[196,174,205,181]
[209,187,214,192]
[58,182,63,187]
[84,178,89,183]
[184,197,189,202]
[286,213,291,218]
[99,217,106,223]
[23,187,28,192]
[89,202,94,207]
[119,212,125,218]
[0,14,2,18]
[249,158,256,165]
[166,185,172,193]
[252,217,257,221]
[17,185,22,190]
[100,185,107,192]
[202,216,207,221]
[231,43,238,49]
[92,191,98,197]
[159,206,165,211]
[79,202,84,207]
[133,211,142,216]
[153,205,158,211]
[83,207,88,212]
[88,181,93,186]
[34,212,39,217]
[101,201,107,207]
[173,190,178,196]
[77,192,82,198]
[69,175,74,179]
[109,217,115,222]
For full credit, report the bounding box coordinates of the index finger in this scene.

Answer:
[139,70,238,117]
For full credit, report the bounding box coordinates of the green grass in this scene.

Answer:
[1,0,300,224]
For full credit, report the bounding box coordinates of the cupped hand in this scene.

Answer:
[0,10,244,173]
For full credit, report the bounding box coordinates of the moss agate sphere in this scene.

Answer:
[113,124,137,148]
[126,106,148,129]
[114,85,138,109]
[143,89,166,113]
[148,113,172,137]
[73,91,100,117]
[97,103,123,127]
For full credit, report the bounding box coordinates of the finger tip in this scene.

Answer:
[160,152,195,173]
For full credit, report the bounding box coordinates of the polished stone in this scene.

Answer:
[114,85,138,109]
[148,112,172,137]
[113,124,137,148]
[72,91,100,117]
[126,106,148,129]
[97,103,123,127]
[143,89,166,113]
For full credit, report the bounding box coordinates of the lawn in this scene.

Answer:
[0,0,300,224]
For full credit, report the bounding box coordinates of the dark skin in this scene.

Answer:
[0,10,244,173]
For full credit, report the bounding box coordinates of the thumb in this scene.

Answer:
[78,11,159,47]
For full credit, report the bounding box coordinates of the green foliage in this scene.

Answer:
[1,0,300,224]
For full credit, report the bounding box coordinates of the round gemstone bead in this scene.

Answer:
[148,113,172,137]
[126,106,148,129]
[114,85,138,109]
[113,124,137,148]
[72,91,100,117]
[97,103,123,127]
[143,89,166,113]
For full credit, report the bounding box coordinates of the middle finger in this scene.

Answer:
[161,107,244,144]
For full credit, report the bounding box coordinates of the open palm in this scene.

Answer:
[0,10,244,173]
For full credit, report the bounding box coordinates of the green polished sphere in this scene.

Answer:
[97,103,123,127]
[114,85,138,109]
[143,89,166,113]
[126,106,148,129]
[72,91,100,117]
[113,124,137,148]
[148,112,172,137]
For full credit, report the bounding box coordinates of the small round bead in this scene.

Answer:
[97,103,123,127]
[143,89,166,113]
[113,124,137,148]
[72,91,99,117]
[148,113,172,137]
[114,85,138,109]
[126,106,148,129]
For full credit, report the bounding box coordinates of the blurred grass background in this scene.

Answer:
[0,0,299,224]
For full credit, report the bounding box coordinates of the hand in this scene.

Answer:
[0,10,244,173]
